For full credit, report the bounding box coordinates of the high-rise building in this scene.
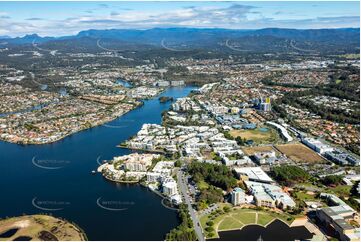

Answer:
[259,102,272,112]
[231,187,246,206]
[162,177,178,196]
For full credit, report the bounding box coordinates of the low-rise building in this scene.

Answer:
[254,151,276,165]
[302,137,333,154]
[234,167,273,184]
[244,181,296,210]
[317,193,358,241]
[324,149,360,166]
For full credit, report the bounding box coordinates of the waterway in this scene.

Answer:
[212,220,313,241]
[0,86,195,240]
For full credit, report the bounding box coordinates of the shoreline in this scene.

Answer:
[117,144,167,154]
[102,174,140,184]
[0,214,87,241]
[0,85,195,146]
[0,101,142,146]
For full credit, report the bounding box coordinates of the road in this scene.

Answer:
[177,169,205,241]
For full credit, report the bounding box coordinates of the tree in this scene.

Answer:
[174,160,182,167]
[188,162,237,191]
[321,175,343,186]
[165,205,197,241]
[223,205,231,213]
[271,165,310,186]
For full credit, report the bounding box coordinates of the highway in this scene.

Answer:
[177,169,205,241]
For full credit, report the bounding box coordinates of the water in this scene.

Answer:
[116,79,133,88]
[0,228,19,238]
[0,102,54,117]
[258,127,269,132]
[213,220,313,241]
[0,86,195,240]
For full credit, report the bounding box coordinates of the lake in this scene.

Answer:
[212,219,313,241]
[0,86,195,240]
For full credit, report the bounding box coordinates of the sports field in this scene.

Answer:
[229,128,279,144]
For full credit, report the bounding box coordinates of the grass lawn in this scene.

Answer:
[327,185,352,197]
[257,213,275,226]
[200,215,209,229]
[229,128,279,144]
[200,207,296,239]
[218,217,243,231]
[234,211,256,224]
[294,191,317,201]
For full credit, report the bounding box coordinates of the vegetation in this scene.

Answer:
[159,96,174,103]
[275,73,360,125]
[346,197,360,211]
[271,165,310,186]
[230,128,279,144]
[321,175,343,186]
[200,208,295,239]
[187,162,237,191]
[174,160,182,167]
[197,185,224,207]
[350,181,360,196]
[165,204,197,241]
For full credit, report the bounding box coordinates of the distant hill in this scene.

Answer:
[1,27,359,54]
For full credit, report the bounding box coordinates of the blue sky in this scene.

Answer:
[0,1,359,37]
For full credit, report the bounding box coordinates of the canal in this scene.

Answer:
[0,86,195,240]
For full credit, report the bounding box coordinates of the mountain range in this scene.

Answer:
[1,28,359,54]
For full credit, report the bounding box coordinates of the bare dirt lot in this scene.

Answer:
[275,143,326,163]
[242,146,277,156]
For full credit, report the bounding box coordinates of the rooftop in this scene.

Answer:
[234,167,273,183]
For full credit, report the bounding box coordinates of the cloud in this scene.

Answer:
[0,3,359,37]
[98,3,109,8]
[0,11,10,19]
[26,17,43,21]
[110,11,119,16]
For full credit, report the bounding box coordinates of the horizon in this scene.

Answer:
[4,26,361,39]
[0,1,359,37]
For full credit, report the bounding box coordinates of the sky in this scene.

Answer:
[0,1,359,37]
